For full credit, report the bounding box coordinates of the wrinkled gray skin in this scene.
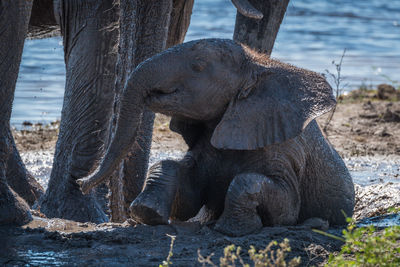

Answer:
[78,39,355,236]
[109,0,194,222]
[233,0,290,55]
[38,0,119,223]
[0,0,35,225]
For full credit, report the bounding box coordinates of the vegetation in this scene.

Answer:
[315,211,400,267]
[159,234,176,267]
[327,225,400,266]
[340,72,400,103]
[196,239,300,267]
[323,49,347,132]
[161,209,399,266]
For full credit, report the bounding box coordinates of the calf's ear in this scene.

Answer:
[211,64,336,150]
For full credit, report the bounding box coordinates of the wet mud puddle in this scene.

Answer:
[21,150,400,189]
[346,155,400,186]
[20,150,400,226]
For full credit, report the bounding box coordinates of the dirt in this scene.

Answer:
[318,100,400,157]
[2,217,344,266]
[5,96,400,266]
[13,123,59,152]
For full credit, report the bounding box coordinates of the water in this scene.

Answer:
[11,0,400,126]
[345,155,400,186]
[20,148,399,191]
[17,250,69,266]
[358,213,400,227]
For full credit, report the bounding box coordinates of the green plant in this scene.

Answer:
[197,239,300,267]
[387,207,400,214]
[323,48,347,132]
[159,234,176,267]
[315,217,400,266]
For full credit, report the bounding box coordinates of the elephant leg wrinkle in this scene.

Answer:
[0,0,38,225]
[39,0,119,223]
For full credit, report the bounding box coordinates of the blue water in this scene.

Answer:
[12,0,400,127]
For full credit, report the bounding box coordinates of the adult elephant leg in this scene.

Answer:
[166,0,194,48]
[214,173,300,236]
[6,139,43,206]
[3,0,45,206]
[0,149,32,225]
[40,0,118,223]
[0,0,34,225]
[119,0,194,217]
[233,0,290,55]
[109,0,174,222]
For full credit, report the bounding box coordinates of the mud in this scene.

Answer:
[1,217,344,266]
[318,101,400,157]
[4,103,400,266]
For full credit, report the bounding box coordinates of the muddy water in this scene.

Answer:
[20,150,400,190]
[345,155,400,186]
[20,149,186,190]
[20,149,400,228]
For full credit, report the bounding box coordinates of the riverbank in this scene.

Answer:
[4,89,400,266]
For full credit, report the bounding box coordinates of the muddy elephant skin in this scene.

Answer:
[77,39,355,236]
[0,0,37,225]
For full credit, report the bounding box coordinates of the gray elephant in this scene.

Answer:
[77,38,355,236]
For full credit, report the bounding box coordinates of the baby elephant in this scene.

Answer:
[77,38,355,236]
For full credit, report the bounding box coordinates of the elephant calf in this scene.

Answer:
[77,39,355,236]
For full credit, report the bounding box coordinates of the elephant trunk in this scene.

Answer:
[231,0,263,20]
[77,75,147,193]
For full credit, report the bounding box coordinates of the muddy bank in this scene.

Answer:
[1,217,344,266]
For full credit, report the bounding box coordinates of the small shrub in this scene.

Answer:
[387,207,400,214]
[159,234,176,267]
[323,48,347,132]
[198,239,301,267]
[315,216,400,266]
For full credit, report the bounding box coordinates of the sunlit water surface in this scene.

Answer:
[21,150,400,191]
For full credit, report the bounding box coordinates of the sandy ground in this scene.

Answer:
[319,101,400,157]
[4,97,400,266]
